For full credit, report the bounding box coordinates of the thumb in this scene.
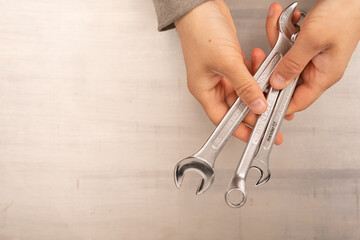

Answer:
[222,59,267,114]
[270,35,321,90]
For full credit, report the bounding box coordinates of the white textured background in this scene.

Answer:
[0,0,359,239]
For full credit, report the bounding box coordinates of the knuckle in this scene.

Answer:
[312,37,327,50]
[234,81,258,102]
[215,48,244,71]
[280,56,304,76]
[298,22,329,50]
[308,35,328,51]
[219,57,240,73]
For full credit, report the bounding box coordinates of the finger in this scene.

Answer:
[233,115,284,145]
[238,102,284,145]
[292,9,302,24]
[232,123,253,143]
[284,113,295,121]
[251,47,284,145]
[198,89,254,142]
[224,91,238,108]
[285,81,324,115]
[244,57,252,72]
[223,90,259,133]
[251,48,266,74]
[275,131,283,145]
[221,58,267,114]
[270,33,323,90]
[243,111,258,127]
[225,49,284,144]
[224,46,266,108]
[266,3,283,47]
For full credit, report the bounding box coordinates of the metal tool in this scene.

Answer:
[226,87,280,208]
[252,13,305,187]
[225,77,300,209]
[174,2,300,195]
[225,3,302,208]
[251,76,299,186]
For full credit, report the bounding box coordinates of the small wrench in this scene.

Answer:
[252,15,305,186]
[174,2,300,195]
[226,87,280,208]
[251,75,299,186]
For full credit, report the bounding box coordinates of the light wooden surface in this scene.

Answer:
[0,0,359,239]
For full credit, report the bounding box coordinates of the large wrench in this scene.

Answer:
[174,2,300,195]
[225,13,305,209]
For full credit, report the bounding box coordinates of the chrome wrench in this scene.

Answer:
[252,16,305,186]
[225,7,303,208]
[251,75,300,186]
[174,2,300,195]
[226,87,280,208]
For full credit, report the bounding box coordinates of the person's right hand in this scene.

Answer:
[175,0,284,144]
[268,1,360,120]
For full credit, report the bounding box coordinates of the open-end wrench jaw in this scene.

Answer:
[174,157,215,195]
[279,2,299,39]
[251,160,271,186]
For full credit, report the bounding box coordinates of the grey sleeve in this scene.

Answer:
[152,0,208,31]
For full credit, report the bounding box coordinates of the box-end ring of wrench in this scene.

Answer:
[174,2,300,195]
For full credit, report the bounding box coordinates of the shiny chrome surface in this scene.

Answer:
[251,76,300,186]
[225,87,280,207]
[252,11,305,187]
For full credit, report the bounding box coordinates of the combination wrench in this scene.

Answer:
[225,10,305,208]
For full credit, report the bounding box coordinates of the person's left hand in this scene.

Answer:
[175,0,285,144]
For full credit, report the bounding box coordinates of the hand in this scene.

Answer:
[175,0,284,144]
[268,1,360,120]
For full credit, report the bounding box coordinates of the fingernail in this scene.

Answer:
[250,98,266,114]
[271,73,286,89]
[268,7,274,18]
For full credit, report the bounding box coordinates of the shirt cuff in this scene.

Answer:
[153,0,208,31]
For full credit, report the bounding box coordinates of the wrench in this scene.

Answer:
[252,15,305,187]
[174,2,300,195]
[225,6,302,208]
[226,87,280,208]
[251,75,299,186]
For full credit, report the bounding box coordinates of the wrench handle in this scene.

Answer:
[234,88,279,179]
[194,98,249,163]
[254,76,299,163]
